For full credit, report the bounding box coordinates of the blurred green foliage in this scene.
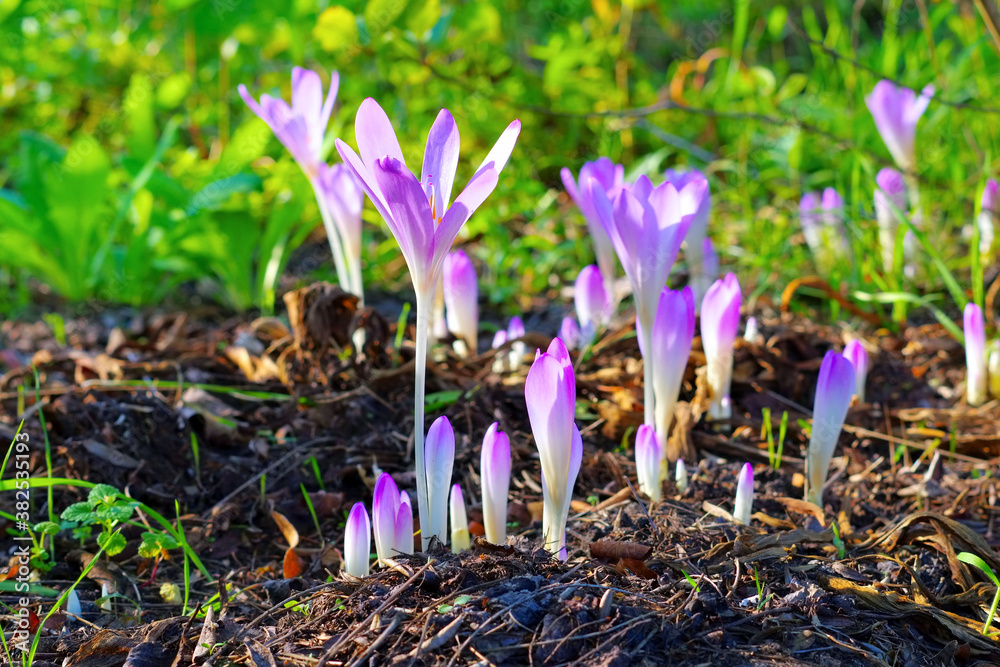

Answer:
[0,0,998,323]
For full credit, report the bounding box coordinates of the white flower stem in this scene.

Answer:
[309,179,356,303]
[640,315,655,427]
[414,288,432,550]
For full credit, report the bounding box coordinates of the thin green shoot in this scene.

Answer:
[619,425,635,456]
[957,552,1000,636]
[305,456,325,491]
[394,302,411,357]
[260,474,267,511]
[761,408,788,470]
[751,567,774,611]
[300,483,324,546]
[831,522,846,559]
[681,569,701,592]
[174,501,195,615]
[0,419,25,480]
[33,368,57,528]
[190,432,201,485]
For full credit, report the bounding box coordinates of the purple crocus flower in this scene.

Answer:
[559,316,581,350]
[865,80,935,172]
[561,158,625,295]
[965,303,987,407]
[842,340,869,403]
[443,250,478,356]
[491,330,508,349]
[666,169,712,306]
[344,502,371,577]
[525,338,582,558]
[575,264,609,346]
[335,99,519,549]
[239,67,339,179]
[373,472,401,565]
[450,484,470,553]
[395,491,413,555]
[481,423,511,545]
[806,350,855,508]
[648,286,695,458]
[978,179,999,257]
[317,162,366,297]
[733,463,754,525]
[701,274,742,420]
[589,175,704,426]
[874,168,908,272]
[424,415,456,549]
[634,424,662,502]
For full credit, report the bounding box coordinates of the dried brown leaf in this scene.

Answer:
[590,540,652,561]
[271,510,299,549]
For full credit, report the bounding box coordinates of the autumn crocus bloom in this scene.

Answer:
[978,179,999,257]
[424,416,456,548]
[526,338,582,558]
[743,316,760,344]
[240,68,362,300]
[561,158,625,295]
[559,316,581,350]
[842,340,869,403]
[443,250,478,356]
[575,264,609,346]
[634,424,662,502]
[665,169,712,306]
[344,502,371,577]
[589,175,703,425]
[865,80,934,172]
[450,484,470,553]
[874,168,908,272]
[733,463,754,525]
[965,304,987,407]
[336,100,519,548]
[701,274,742,420]
[480,423,511,545]
[806,351,855,508]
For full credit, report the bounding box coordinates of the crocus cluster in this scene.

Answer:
[373,473,413,565]
[526,338,583,559]
[701,274,742,420]
[492,316,527,371]
[240,68,367,301]
[562,158,625,297]
[336,99,519,545]
[874,168,908,273]
[842,340,869,403]
[443,250,479,357]
[965,304,988,407]
[806,350,855,508]
[979,179,999,258]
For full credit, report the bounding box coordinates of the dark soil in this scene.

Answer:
[2,286,1000,666]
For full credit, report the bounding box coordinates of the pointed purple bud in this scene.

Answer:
[743,316,760,343]
[965,303,987,407]
[491,329,508,349]
[344,502,371,577]
[575,264,610,345]
[979,179,999,257]
[450,483,470,553]
[559,316,581,350]
[733,463,754,525]
[635,425,662,502]
[424,416,455,548]
[842,340,869,403]
[373,473,401,565]
[701,274,742,420]
[443,250,479,356]
[806,351,855,507]
[649,287,695,457]
[983,179,1000,214]
[481,423,512,545]
[865,80,934,172]
[395,491,413,555]
[526,336,580,557]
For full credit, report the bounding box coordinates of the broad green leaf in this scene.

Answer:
[61,503,95,523]
[98,531,127,557]
[88,484,122,507]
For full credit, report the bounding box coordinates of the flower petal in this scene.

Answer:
[356,98,406,170]
[472,119,521,181]
[371,157,435,289]
[421,109,461,221]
